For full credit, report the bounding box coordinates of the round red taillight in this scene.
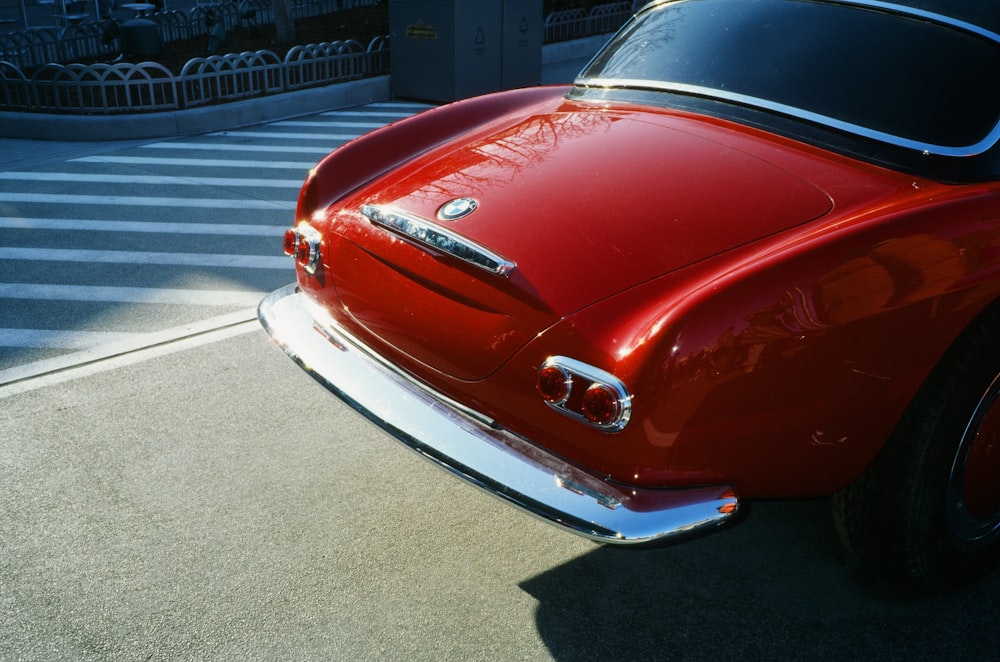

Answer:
[296,237,312,267]
[581,383,621,426]
[537,365,572,405]
[283,228,297,255]
[287,223,322,275]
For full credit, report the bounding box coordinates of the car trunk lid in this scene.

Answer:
[326,107,833,380]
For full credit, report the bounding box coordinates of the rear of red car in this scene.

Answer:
[261,79,969,538]
[261,0,1000,590]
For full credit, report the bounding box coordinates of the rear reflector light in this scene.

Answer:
[581,383,622,427]
[283,223,321,275]
[537,356,632,432]
[536,364,572,405]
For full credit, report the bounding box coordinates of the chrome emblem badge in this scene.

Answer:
[437,197,478,221]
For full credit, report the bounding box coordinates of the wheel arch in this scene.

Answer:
[598,199,1000,496]
[831,294,1000,592]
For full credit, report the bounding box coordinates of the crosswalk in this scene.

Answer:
[0,101,433,385]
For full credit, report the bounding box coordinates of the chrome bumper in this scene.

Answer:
[258,284,739,544]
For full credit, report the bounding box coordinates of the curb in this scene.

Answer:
[0,36,611,142]
[0,76,390,142]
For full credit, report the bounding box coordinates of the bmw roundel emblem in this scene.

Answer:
[437,197,479,221]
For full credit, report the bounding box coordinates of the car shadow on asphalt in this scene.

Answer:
[520,497,999,661]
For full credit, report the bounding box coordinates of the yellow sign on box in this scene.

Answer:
[406,20,438,42]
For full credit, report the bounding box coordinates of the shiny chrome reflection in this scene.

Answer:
[362,204,515,277]
[539,355,633,432]
[259,284,740,544]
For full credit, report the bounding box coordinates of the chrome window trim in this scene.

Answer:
[825,0,1000,42]
[575,79,1000,158]
[581,0,1000,158]
[635,0,1000,42]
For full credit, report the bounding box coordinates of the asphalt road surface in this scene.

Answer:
[1,107,998,660]
[2,329,998,660]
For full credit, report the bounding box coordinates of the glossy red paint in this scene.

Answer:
[296,87,567,222]
[293,86,1000,498]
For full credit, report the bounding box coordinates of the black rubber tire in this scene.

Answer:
[832,306,1000,594]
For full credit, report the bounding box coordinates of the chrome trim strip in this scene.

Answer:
[295,223,322,275]
[541,355,633,432]
[576,78,1000,158]
[584,0,1000,157]
[823,0,1000,42]
[638,0,1000,42]
[362,204,516,277]
[259,284,739,544]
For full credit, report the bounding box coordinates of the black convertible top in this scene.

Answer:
[573,0,1000,182]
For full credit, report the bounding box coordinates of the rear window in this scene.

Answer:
[579,0,1000,155]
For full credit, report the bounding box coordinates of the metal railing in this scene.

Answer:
[0,1,634,114]
[0,0,383,70]
[0,36,386,112]
[543,2,633,43]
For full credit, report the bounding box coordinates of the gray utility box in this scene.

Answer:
[389,0,542,103]
[119,19,163,59]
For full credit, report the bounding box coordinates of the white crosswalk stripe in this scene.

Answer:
[0,284,266,306]
[0,247,288,268]
[0,193,296,208]
[71,156,316,169]
[0,328,150,349]
[0,218,285,235]
[271,120,390,129]
[204,131,363,140]
[0,172,303,188]
[0,100,433,383]
[142,143,332,154]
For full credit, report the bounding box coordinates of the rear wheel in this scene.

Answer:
[833,308,1000,593]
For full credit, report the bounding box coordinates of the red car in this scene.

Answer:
[260,0,1000,593]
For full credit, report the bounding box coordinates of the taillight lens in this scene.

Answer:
[536,356,632,432]
[581,384,622,427]
[283,223,321,275]
[296,236,312,267]
[536,365,572,405]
